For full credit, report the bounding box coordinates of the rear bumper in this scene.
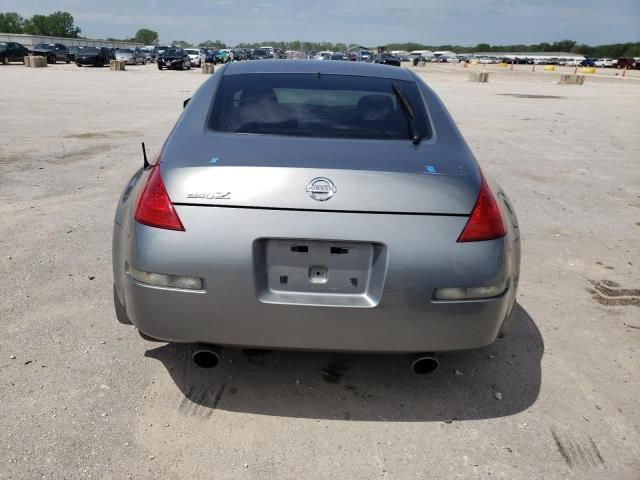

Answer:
[115,207,515,353]
[125,276,509,352]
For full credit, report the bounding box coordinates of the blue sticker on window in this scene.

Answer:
[425,165,437,174]
[209,157,219,164]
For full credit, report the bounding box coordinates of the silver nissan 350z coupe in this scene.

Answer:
[112,60,520,361]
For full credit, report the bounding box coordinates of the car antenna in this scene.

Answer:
[142,142,150,169]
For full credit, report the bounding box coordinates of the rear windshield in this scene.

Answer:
[209,73,430,141]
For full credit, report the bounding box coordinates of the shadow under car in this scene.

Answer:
[144,303,542,422]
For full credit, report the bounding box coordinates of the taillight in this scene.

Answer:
[134,165,185,231]
[457,176,506,242]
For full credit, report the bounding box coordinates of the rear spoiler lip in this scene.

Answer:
[172,202,469,217]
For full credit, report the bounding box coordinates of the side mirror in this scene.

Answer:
[183,98,191,109]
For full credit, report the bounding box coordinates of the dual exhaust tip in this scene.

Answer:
[192,345,439,375]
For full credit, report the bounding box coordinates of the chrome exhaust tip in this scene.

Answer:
[411,355,440,375]
[192,345,221,368]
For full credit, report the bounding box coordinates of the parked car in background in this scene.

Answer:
[330,53,349,61]
[67,46,85,62]
[367,53,401,67]
[594,58,614,67]
[0,41,29,64]
[202,49,215,63]
[250,48,271,60]
[616,58,637,70]
[29,43,69,64]
[184,49,202,67]
[141,46,157,63]
[259,46,274,57]
[563,58,582,66]
[358,50,372,61]
[212,49,231,64]
[116,48,146,65]
[75,47,114,67]
[157,48,191,70]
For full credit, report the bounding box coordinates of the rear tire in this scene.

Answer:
[1,56,7,65]
[158,64,163,70]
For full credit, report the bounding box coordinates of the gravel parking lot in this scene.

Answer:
[1,61,639,479]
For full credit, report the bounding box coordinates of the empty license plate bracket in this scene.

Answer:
[253,239,388,308]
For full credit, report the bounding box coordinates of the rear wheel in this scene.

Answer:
[157,63,163,70]
[142,58,146,65]
[65,56,70,64]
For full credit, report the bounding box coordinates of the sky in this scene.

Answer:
[1,0,638,46]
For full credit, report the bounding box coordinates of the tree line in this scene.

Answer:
[0,11,81,38]
[1,11,638,58]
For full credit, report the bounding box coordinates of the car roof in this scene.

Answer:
[223,59,415,81]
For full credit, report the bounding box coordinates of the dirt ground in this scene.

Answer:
[0,61,639,480]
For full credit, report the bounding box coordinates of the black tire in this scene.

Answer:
[47,55,55,64]
[158,63,163,70]
[1,56,7,65]
[76,63,81,67]
[142,58,146,65]
[65,56,70,64]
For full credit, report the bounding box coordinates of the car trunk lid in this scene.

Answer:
[163,164,478,215]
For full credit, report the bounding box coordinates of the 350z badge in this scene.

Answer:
[186,192,231,200]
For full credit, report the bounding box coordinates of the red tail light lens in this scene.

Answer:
[134,165,185,231]
[457,177,506,242]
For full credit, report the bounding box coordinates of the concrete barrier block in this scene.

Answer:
[559,74,585,85]
[543,65,556,71]
[469,71,489,83]
[110,60,126,71]
[581,67,596,74]
[24,56,31,67]
[30,56,47,68]
[202,63,215,74]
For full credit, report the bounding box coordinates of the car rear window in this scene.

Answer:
[208,73,430,141]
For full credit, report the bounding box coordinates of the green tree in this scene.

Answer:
[23,11,80,37]
[550,39,576,52]
[198,39,226,48]
[171,40,192,48]
[0,12,24,33]
[134,28,158,45]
